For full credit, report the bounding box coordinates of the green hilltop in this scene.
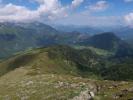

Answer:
[0,45,133,100]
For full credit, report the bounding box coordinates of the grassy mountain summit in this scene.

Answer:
[0,45,100,77]
[1,45,133,81]
[0,45,133,100]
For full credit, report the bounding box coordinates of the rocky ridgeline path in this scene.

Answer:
[72,80,133,100]
[0,67,98,100]
[0,67,133,100]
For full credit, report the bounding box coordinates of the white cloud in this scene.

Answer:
[55,12,123,27]
[0,0,67,22]
[71,0,84,8]
[36,0,67,20]
[0,3,40,22]
[124,0,133,2]
[0,0,86,22]
[124,12,133,27]
[0,0,126,27]
[88,1,109,12]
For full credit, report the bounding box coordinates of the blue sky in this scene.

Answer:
[62,0,133,14]
[0,0,133,27]
[3,0,133,15]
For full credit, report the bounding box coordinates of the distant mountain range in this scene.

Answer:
[79,32,121,50]
[113,26,133,47]
[0,22,133,60]
[78,32,133,59]
[54,25,103,35]
[54,25,133,46]
[0,22,60,58]
[114,26,133,39]
[0,22,90,59]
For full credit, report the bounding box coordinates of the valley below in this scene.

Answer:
[0,22,133,100]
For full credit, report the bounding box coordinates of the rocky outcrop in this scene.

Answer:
[113,87,133,99]
[72,89,95,100]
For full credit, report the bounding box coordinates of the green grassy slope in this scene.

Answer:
[0,45,133,99]
[0,45,101,78]
[103,60,133,81]
[0,22,60,59]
